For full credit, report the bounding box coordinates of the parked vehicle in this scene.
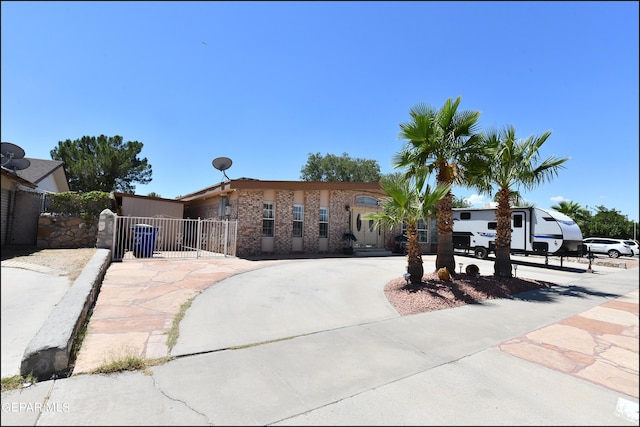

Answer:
[582,238,634,258]
[623,239,639,256]
[452,207,585,259]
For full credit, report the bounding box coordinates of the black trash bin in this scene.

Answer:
[132,224,158,258]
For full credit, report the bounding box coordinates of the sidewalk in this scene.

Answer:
[1,254,638,425]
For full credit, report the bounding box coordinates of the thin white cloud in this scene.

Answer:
[550,196,570,203]
[464,194,486,206]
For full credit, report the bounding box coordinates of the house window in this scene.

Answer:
[402,219,429,243]
[263,201,274,237]
[355,196,378,206]
[319,207,328,238]
[293,205,303,237]
[430,218,437,244]
[417,219,428,243]
[218,196,229,216]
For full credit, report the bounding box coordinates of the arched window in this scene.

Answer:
[355,196,378,206]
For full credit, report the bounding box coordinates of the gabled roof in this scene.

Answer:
[1,166,38,188]
[15,158,68,185]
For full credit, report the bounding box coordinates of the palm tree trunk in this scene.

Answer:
[494,188,513,277]
[436,188,456,274]
[406,223,424,284]
[494,245,512,277]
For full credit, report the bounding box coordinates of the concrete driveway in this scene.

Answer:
[1,267,71,378]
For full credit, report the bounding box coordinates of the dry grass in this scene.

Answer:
[1,373,38,392]
[1,246,97,282]
[88,345,172,375]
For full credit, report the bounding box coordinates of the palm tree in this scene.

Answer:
[468,125,568,277]
[363,173,450,284]
[393,97,482,274]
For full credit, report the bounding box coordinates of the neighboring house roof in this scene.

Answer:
[112,192,185,205]
[1,166,38,188]
[178,179,384,202]
[15,158,70,192]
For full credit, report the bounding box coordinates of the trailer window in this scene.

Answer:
[460,212,471,220]
[513,214,523,228]
[488,222,497,230]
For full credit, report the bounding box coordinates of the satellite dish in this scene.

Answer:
[212,157,232,171]
[212,156,232,180]
[1,142,26,166]
[5,158,31,171]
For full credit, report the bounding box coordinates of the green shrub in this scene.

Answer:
[47,191,115,226]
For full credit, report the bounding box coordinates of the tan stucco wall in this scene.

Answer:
[121,196,184,218]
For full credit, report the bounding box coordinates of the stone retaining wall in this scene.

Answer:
[37,213,98,249]
[20,249,111,380]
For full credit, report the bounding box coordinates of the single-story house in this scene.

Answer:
[177,178,406,257]
[1,153,71,246]
[15,158,70,193]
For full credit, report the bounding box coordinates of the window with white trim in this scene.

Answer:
[263,201,274,237]
[293,204,303,237]
[402,219,429,243]
[218,196,229,216]
[417,219,428,243]
[319,207,328,238]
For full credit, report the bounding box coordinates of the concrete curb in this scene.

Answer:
[20,249,111,380]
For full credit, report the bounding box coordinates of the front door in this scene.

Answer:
[352,208,379,248]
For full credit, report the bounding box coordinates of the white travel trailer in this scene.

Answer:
[452,206,585,259]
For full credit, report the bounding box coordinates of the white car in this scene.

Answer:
[583,238,634,258]
[623,239,639,256]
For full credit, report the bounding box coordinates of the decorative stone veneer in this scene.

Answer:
[303,190,321,253]
[37,213,98,249]
[330,190,353,250]
[230,188,384,257]
[236,191,266,256]
[274,190,294,253]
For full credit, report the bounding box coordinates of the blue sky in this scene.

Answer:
[2,1,638,222]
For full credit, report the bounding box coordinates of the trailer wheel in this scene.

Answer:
[474,247,488,259]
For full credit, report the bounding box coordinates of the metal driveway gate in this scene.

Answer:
[113,215,237,261]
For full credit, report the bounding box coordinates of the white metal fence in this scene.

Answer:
[113,215,237,261]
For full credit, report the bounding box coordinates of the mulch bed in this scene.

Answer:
[385,272,553,316]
